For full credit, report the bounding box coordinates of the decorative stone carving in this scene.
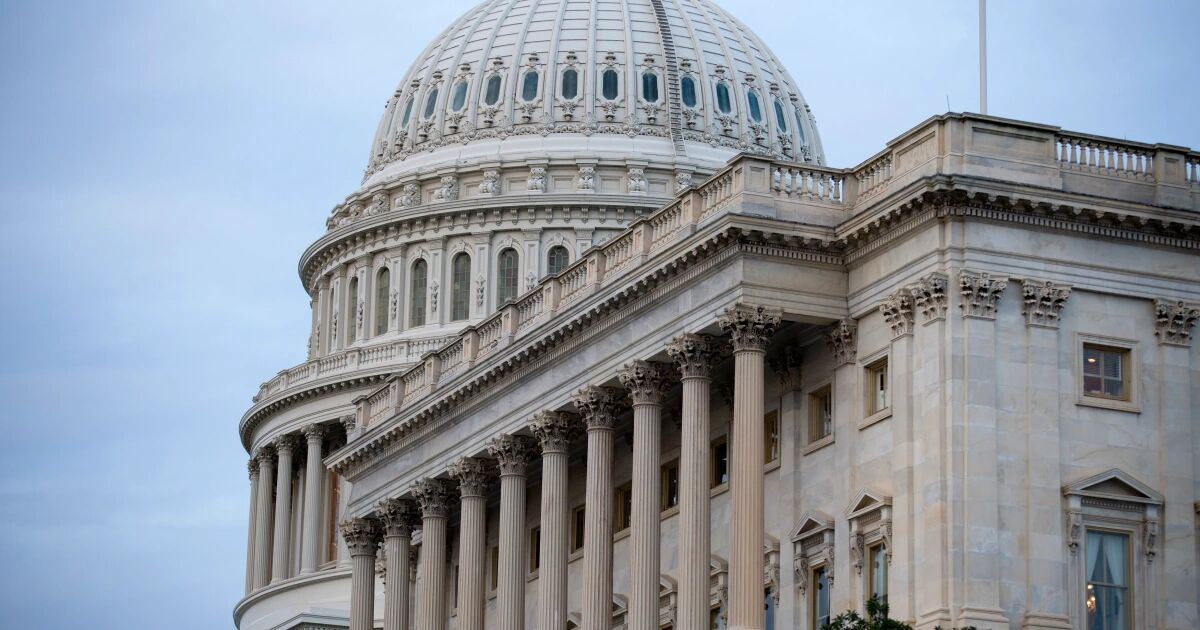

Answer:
[1154,298,1199,346]
[908,271,948,322]
[254,444,276,466]
[247,457,259,478]
[355,300,365,334]
[879,289,914,338]
[367,192,389,216]
[826,318,857,366]
[389,290,399,322]
[530,410,580,453]
[479,169,500,196]
[398,182,420,208]
[377,498,420,538]
[768,345,803,391]
[665,333,725,378]
[1144,513,1158,563]
[432,175,459,201]
[675,171,693,192]
[571,385,625,430]
[487,434,537,476]
[429,281,439,312]
[616,360,673,405]
[339,413,356,435]
[576,166,595,192]
[849,530,865,575]
[273,434,298,456]
[475,275,486,307]
[301,423,326,443]
[1065,510,1082,556]
[447,457,493,498]
[717,303,782,352]
[1021,279,1071,328]
[793,553,809,593]
[527,167,546,193]
[525,271,538,291]
[340,517,383,556]
[412,477,456,518]
[626,167,647,194]
[959,269,1009,319]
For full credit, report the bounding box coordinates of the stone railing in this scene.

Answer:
[361,378,401,429]
[770,163,847,204]
[1188,153,1199,188]
[1056,133,1153,180]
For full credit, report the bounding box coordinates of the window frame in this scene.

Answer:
[680,75,698,109]
[1075,333,1140,413]
[373,267,390,336]
[660,457,680,512]
[488,544,500,594]
[482,73,504,107]
[746,87,763,123]
[640,70,661,103]
[560,67,580,101]
[450,252,471,322]
[528,526,541,574]
[409,258,428,327]
[449,80,469,112]
[773,98,788,133]
[495,247,520,306]
[546,245,570,277]
[865,541,889,606]
[520,69,541,103]
[806,382,834,451]
[422,87,440,119]
[1084,528,1132,630]
[763,409,780,465]
[710,435,729,489]
[570,504,586,554]
[811,563,831,628]
[600,68,621,101]
[714,81,733,114]
[346,276,359,342]
[859,348,892,428]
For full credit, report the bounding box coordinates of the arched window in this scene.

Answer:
[497,248,519,304]
[374,268,390,336]
[773,99,788,132]
[346,277,359,341]
[641,72,659,102]
[400,98,414,127]
[546,245,569,276]
[484,75,502,106]
[521,71,539,102]
[561,68,578,100]
[601,69,619,100]
[680,76,697,107]
[450,253,471,321]
[423,88,439,119]
[715,83,732,113]
[410,259,428,326]
[450,81,468,111]
[747,89,763,122]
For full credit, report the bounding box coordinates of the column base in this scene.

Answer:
[915,607,952,630]
[1020,612,1072,629]
[958,605,1010,630]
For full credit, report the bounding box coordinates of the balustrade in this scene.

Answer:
[1056,133,1153,180]
[770,164,845,204]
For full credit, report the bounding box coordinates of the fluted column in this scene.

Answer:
[245,458,261,594]
[300,424,326,574]
[666,333,724,628]
[572,386,625,630]
[413,478,455,630]
[379,498,420,630]
[449,458,492,630]
[488,435,537,630]
[531,411,579,630]
[342,517,384,630]
[252,446,276,589]
[718,304,781,630]
[271,435,297,583]
[617,361,674,630]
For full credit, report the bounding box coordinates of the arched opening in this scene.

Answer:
[410,259,428,326]
[346,277,359,341]
[451,252,471,321]
[374,268,390,336]
[546,245,569,276]
[496,248,519,304]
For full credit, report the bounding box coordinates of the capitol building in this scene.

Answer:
[232,1,1200,629]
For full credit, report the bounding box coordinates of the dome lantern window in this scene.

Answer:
[641,72,660,103]
[423,88,439,119]
[773,98,788,132]
[561,68,579,100]
[715,82,732,114]
[450,81,469,112]
[521,71,539,102]
[601,69,620,100]
[680,76,697,108]
[747,89,763,123]
[484,75,503,106]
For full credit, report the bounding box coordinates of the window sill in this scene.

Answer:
[661,505,680,519]
[710,482,729,497]
[1076,395,1140,414]
[764,459,780,474]
[614,528,630,543]
[858,408,892,430]
[803,435,834,455]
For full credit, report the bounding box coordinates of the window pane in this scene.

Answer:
[1086,531,1129,630]
[410,260,427,326]
[484,75,502,106]
[871,545,888,602]
[814,567,830,627]
[716,83,731,113]
[347,278,358,340]
[642,72,659,102]
[374,268,390,335]
[774,99,788,132]
[1084,347,1102,375]
[521,71,539,101]
[400,98,414,127]
[423,88,439,118]
[764,589,775,630]
[681,76,697,107]
[547,245,569,276]
[561,68,578,99]
[712,439,729,487]
[450,81,468,111]
[747,90,762,122]
[451,253,471,321]
[1102,351,1122,379]
[497,249,519,304]
[602,69,619,100]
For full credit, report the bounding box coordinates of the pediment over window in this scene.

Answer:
[845,488,892,520]
[790,510,834,543]
[1063,468,1163,506]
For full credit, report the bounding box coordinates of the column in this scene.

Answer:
[531,411,579,630]
[252,446,276,589]
[245,458,260,594]
[666,333,724,628]
[300,424,326,574]
[617,361,673,630]
[342,517,384,630]
[571,386,624,630]
[413,478,455,630]
[717,303,781,630]
[272,435,297,583]
[488,435,537,630]
[449,458,492,630]
[314,276,330,356]
[379,498,420,630]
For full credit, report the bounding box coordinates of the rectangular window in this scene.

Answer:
[1086,530,1130,630]
[571,505,586,552]
[489,545,499,591]
[812,565,830,628]
[865,358,889,415]
[661,458,680,511]
[810,385,833,442]
[614,482,633,532]
[529,527,541,572]
[1083,344,1130,401]
[711,436,729,487]
[867,543,888,605]
[764,410,780,464]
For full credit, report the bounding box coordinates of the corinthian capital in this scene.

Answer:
[247,457,260,479]
[1154,299,1200,346]
[448,457,494,498]
[377,498,421,538]
[1021,279,1071,328]
[301,423,327,444]
[768,345,803,391]
[412,478,457,518]
[879,289,914,339]
[665,333,725,379]
[908,272,948,323]
[717,303,782,352]
[340,517,383,556]
[487,434,537,476]
[826,318,858,366]
[254,445,276,466]
[617,360,674,405]
[959,270,1009,319]
[571,385,626,431]
[530,410,581,454]
[273,434,298,456]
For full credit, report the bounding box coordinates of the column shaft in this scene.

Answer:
[252,451,275,589]
[301,428,325,574]
[729,348,766,630]
[628,399,662,630]
[489,435,535,630]
[343,519,383,630]
[384,533,412,630]
[539,448,569,630]
[272,440,296,583]
[678,374,712,627]
[581,426,614,630]
[245,462,260,594]
[417,515,447,630]
[457,493,487,630]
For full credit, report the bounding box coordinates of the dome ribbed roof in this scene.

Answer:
[362,0,824,186]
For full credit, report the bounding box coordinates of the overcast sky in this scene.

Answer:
[0,1,1196,628]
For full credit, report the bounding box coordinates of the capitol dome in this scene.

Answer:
[360,0,824,188]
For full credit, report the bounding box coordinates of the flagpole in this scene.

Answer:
[979,0,988,115]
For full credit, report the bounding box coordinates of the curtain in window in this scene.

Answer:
[1086,531,1128,630]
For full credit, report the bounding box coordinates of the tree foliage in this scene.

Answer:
[822,598,976,630]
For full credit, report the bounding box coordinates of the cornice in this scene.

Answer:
[232,567,352,626]
[238,371,391,452]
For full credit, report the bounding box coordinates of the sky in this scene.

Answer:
[0,1,1196,628]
